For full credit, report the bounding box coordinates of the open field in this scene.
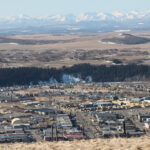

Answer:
[1,137,150,150]
[0,31,150,68]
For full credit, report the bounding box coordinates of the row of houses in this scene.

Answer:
[89,111,144,138]
[41,113,84,141]
[0,123,34,143]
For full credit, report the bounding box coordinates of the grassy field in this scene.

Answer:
[1,32,150,68]
[1,137,150,150]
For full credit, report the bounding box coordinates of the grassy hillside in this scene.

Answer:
[102,34,150,45]
[1,137,150,150]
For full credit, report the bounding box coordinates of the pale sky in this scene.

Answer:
[0,0,149,17]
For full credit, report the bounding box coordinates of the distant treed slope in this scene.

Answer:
[102,34,150,45]
[0,64,150,86]
[0,37,75,45]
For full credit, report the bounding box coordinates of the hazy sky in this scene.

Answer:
[0,0,150,17]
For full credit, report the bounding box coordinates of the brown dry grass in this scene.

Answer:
[34,96,50,101]
[1,32,150,68]
[1,137,150,150]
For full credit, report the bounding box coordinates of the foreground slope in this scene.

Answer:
[1,137,150,150]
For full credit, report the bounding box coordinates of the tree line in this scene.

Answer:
[0,64,150,86]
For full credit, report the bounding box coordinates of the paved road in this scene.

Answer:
[30,129,43,142]
[115,109,149,136]
[76,112,96,139]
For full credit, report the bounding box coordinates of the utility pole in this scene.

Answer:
[11,90,13,102]
[51,124,54,141]
[123,121,127,137]
[56,123,58,141]
[55,109,58,141]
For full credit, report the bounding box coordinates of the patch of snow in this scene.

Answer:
[62,74,81,83]
[38,81,45,85]
[98,40,116,45]
[118,33,125,38]
[9,43,18,45]
[111,11,123,17]
[130,10,139,15]
[50,14,66,22]
[86,76,92,82]
[114,30,130,33]
[49,77,58,84]
[76,13,88,22]
[0,42,18,45]
[97,12,107,20]
[67,27,80,30]
[29,81,33,86]
[126,14,134,19]
[138,22,144,25]
[106,60,112,63]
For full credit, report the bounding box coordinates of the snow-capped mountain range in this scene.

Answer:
[1,11,150,22]
[0,11,150,35]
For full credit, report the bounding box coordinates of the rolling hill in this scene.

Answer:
[102,34,150,45]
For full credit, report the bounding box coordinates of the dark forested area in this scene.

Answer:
[0,64,150,86]
[102,34,150,45]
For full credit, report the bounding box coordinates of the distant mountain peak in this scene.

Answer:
[1,11,150,23]
[0,11,150,34]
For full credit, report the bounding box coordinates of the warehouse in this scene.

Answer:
[57,114,72,129]
[63,128,84,140]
